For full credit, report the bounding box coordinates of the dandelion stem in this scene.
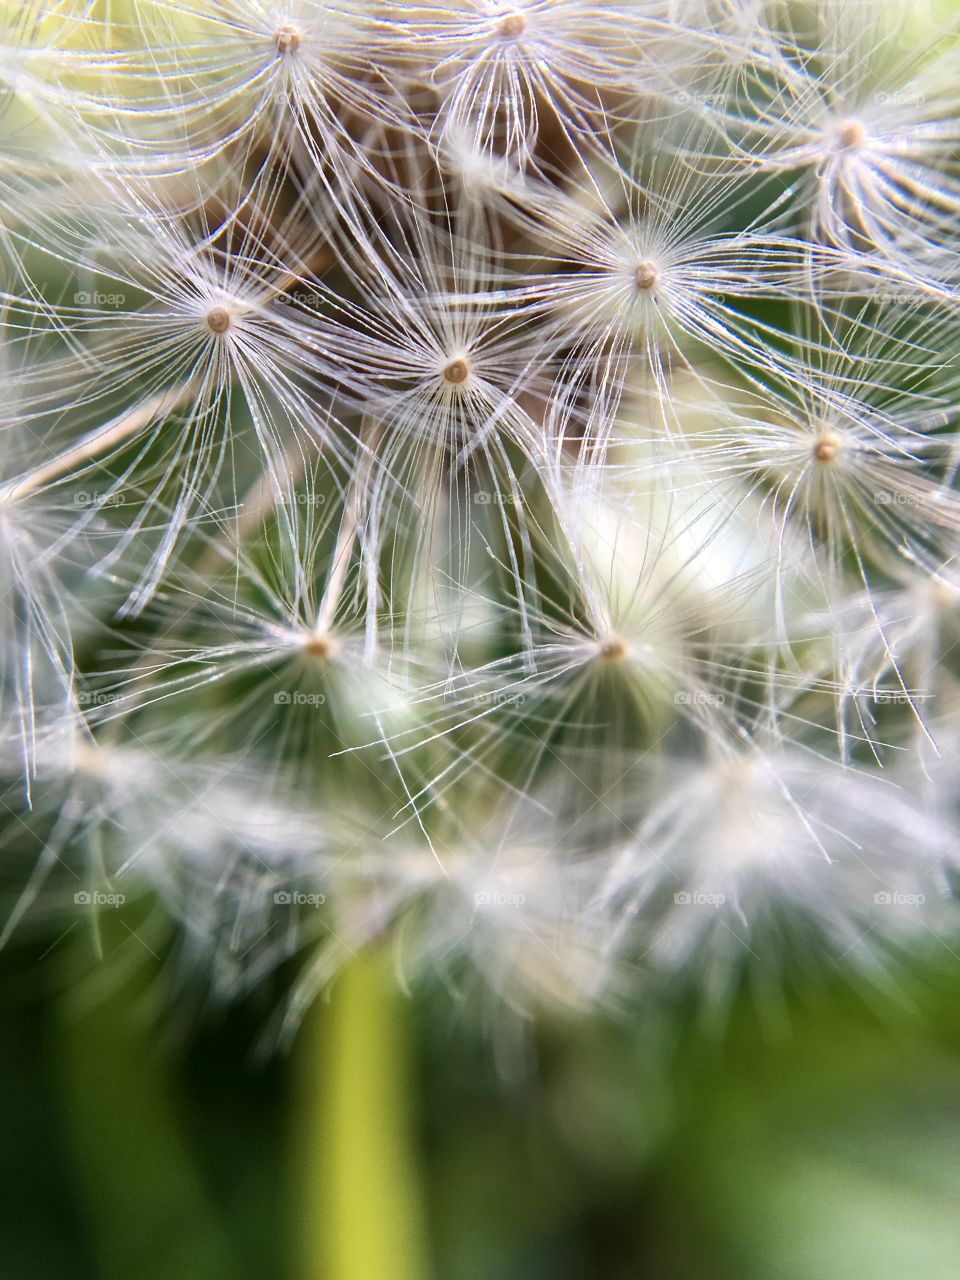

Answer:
[293,948,429,1280]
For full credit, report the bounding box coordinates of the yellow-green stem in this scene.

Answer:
[293,949,429,1280]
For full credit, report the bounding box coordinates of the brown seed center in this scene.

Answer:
[599,636,628,660]
[495,11,526,38]
[205,305,231,335]
[835,119,865,151]
[303,633,332,659]
[276,26,301,55]
[442,357,470,385]
[813,431,841,463]
[635,260,658,292]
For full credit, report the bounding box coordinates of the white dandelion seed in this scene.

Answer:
[720,0,960,281]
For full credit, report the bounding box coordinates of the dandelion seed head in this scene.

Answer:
[441,355,471,386]
[494,10,526,40]
[598,635,629,661]
[634,260,659,292]
[204,304,232,335]
[301,630,338,661]
[5,0,960,1029]
[833,118,867,152]
[275,24,302,56]
[813,430,842,463]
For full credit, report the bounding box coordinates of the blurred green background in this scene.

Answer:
[3,912,959,1280]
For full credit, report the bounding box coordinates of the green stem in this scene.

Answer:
[293,948,429,1280]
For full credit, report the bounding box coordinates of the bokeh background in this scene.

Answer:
[3,910,959,1280]
[2,3,960,1277]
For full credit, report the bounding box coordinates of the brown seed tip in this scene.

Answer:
[276,25,301,55]
[495,11,526,38]
[635,260,658,292]
[835,119,865,151]
[599,636,628,661]
[813,431,841,463]
[303,632,332,659]
[442,357,470,386]
[205,305,231,335]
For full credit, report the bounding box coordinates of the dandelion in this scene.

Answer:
[62,1,413,201]
[0,0,957,1037]
[500,141,867,455]
[675,307,960,616]
[719,1,960,281]
[8,169,359,610]
[412,0,752,171]
[595,738,959,1012]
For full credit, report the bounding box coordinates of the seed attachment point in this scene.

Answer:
[205,305,231,335]
[304,634,332,659]
[835,119,865,152]
[495,11,526,38]
[599,636,628,661]
[442,357,470,386]
[276,25,301,55]
[813,431,841,463]
[635,260,658,292]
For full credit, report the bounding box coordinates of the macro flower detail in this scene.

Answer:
[0,0,958,1036]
